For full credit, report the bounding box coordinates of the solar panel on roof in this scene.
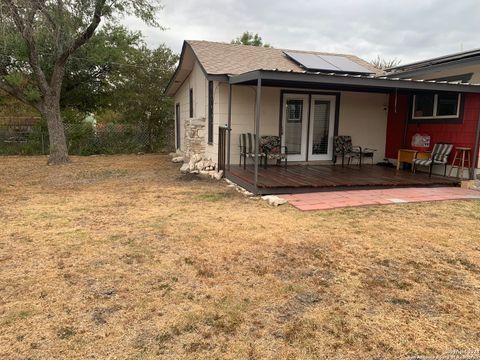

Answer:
[284,52,338,71]
[284,51,374,74]
[320,55,373,74]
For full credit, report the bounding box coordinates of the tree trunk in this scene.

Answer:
[43,98,69,165]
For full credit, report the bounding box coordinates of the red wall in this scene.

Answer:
[385,93,480,166]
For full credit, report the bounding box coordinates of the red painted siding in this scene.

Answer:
[385,93,480,166]
[385,94,409,159]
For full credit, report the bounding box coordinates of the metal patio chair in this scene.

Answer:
[260,135,288,168]
[412,143,453,177]
[334,135,376,167]
[239,133,266,169]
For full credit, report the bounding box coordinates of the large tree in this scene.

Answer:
[231,31,271,47]
[0,0,162,164]
[60,25,144,113]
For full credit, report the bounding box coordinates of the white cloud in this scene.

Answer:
[122,0,480,64]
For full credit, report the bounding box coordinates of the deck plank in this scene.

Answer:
[228,165,459,190]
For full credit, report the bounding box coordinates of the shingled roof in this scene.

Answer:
[186,40,382,76]
[165,40,382,95]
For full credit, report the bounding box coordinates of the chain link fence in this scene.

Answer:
[0,122,174,155]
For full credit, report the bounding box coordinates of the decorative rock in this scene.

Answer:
[192,154,202,163]
[461,180,480,190]
[188,159,196,171]
[180,163,189,173]
[195,160,205,171]
[172,156,184,163]
[213,170,223,180]
[262,195,288,206]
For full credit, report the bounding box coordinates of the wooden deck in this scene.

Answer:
[227,164,460,194]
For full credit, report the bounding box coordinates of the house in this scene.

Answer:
[165,40,480,194]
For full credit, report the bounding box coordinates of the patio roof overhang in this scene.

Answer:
[228,69,480,93]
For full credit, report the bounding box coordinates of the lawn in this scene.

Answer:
[1,154,480,359]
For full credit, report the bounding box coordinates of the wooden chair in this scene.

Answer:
[412,143,453,177]
[239,133,265,169]
[260,135,288,168]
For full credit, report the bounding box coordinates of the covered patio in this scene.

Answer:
[222,69,480,195]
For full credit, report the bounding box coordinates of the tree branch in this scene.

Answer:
[0,80,43,112]
[4,0,50,96]
[49,0,106,91]
[55,0,106,66]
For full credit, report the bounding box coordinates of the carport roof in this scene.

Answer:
[228,69,480,93]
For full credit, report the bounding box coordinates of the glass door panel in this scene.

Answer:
[282,94,308,161]
[285,99,304,155]
[311,100,330,155]
[308,95,336,161]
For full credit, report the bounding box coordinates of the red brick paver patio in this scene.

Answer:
[280,187,480,211]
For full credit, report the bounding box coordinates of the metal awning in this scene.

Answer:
[229,69,480,93]
[225,69,480,193]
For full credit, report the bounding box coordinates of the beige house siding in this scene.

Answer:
[338,92,389,164]
[174,61,208,153]
[215,85,281,165]
[173,60,389,166]
[213,87,388,165]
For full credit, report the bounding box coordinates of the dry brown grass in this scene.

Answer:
[1,154,480,359]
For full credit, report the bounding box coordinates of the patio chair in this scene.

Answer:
[239,133,266,169]
[334,135,376,167]
[412,143,453,177]
[260,135,288,168]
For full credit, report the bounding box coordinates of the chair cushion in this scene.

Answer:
[334,135,353,154]
[239,133,257,154]
[431,143,453,163]
[344,152,361,158]
[413,159,432,166]
[260,136,283,154]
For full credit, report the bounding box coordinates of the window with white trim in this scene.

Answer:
[412,93,461,119]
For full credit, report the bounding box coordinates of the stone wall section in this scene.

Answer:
[184,117,206,159]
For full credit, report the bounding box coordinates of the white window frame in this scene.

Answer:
[412,93,461,120]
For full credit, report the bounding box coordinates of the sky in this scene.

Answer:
[123,0,480,65]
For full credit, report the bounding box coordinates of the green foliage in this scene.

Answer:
[231,32,271,47]
[107,44,178,152]
[60,25,145,112]
[62,107,87,124]
[0,1,175,157]
[0,91,38,117]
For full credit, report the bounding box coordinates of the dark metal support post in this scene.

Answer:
[254,77,262,188]
[227,83,232,172]
[471,112,480,180]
